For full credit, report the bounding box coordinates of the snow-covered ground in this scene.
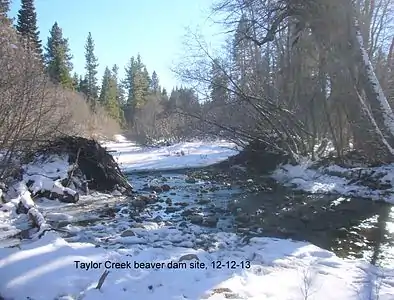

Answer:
[1,135,394,299]
[102,137,240,173]
[272,159,394,204]
[1,230,394,300]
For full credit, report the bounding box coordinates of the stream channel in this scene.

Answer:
[21,166,394,268]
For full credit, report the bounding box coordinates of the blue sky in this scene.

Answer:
[10,0,221,91]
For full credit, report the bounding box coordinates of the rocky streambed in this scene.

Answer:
[9,165,394,268]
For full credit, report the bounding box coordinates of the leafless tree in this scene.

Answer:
[175,0,394,163]
[0,23,120,178]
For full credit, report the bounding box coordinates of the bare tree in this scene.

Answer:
[0,23,120,178]
[175,0,394,163]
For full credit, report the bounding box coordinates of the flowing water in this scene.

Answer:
[5,167,393,268]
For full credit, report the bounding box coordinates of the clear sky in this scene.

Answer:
[9,0,221,91]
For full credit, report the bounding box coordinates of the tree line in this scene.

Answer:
[0,0,120,178]
[3,0,392,164]
[176,0,394,163]
[0,0,204,136]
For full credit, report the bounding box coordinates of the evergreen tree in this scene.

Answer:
[78,75,89,96]
[105,71,121,121]
[99,67,111,104]
[210,59,228,104]
[168,87,199,112]
[0,0,11,23]
[44,22,73,88]
[122,57,137,125]
[123,56,136,104]
[16,0,42,57]
[72,72,79,90]
[162,88,168,98]
[143,66,151,89]
[123,54,149,109]
[133,65,150,108]
[121,54,151,125]
[150,70,160,93]
[99,66,121,121]
[232,15,262,91]
[84,32,99,106]
[112,64,125,105]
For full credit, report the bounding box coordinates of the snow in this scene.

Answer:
[0,135,394,299]
[0,231,393,300]
[15,182,35,208]
[272,159,394,204]
[103,138,240,172]
[21,154,77,196]
[113,134,128,143]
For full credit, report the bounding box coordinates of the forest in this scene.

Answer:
[1,0,393,175]
[1,1,394,299]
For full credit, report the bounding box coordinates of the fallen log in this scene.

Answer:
[28,207,51,239]
[27,178,80,203]
[15,182,51,239]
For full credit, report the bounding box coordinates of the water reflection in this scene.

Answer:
[229,190,394,267]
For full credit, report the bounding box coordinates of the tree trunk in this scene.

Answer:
[349,18,394,160]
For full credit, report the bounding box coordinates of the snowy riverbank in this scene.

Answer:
[102,136,240,173]
[1,135,394,299]
[1,230,394,300]
[273,159,394,204]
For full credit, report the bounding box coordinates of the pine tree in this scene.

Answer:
[210,59,228,104]
[99,67,111,104]
[133,65,150,108]
[84,32,99,106]
[150,70,160,93]
[123,56,136,104]
[232,15,262,91]
[72,72,79,90]
[16,0,42,57]
[0,0,11,23]
[78,75,89,95]
[122,55,151,124]
[44,22,73,88]
[112,64,126,105]
[161,88,168,98]
[99,66,121,121]
[143,66,151,89]
[105,71,121,121]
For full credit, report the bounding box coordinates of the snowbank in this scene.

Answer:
[272,160,394,204]
[1,135,394,299]
[1,231,393,300]
[103,138,240,172]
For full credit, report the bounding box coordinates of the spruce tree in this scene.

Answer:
[16,0,42,57]
[150,70,159,93]
[133,66,150,108]
[122,55,150,124]
[84,32,99,106]
[99,67,111,104]
[123,56,136,104]
[105,71,121,121]
[161,88,168,98]
[99,66,120,121]
[0,0,11,23]
[72,72,79,90]
[44,22,73,88]
[122,57,136,125]
[210,59,228,104]
[78,75,89,96]
[112,64,125,105]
